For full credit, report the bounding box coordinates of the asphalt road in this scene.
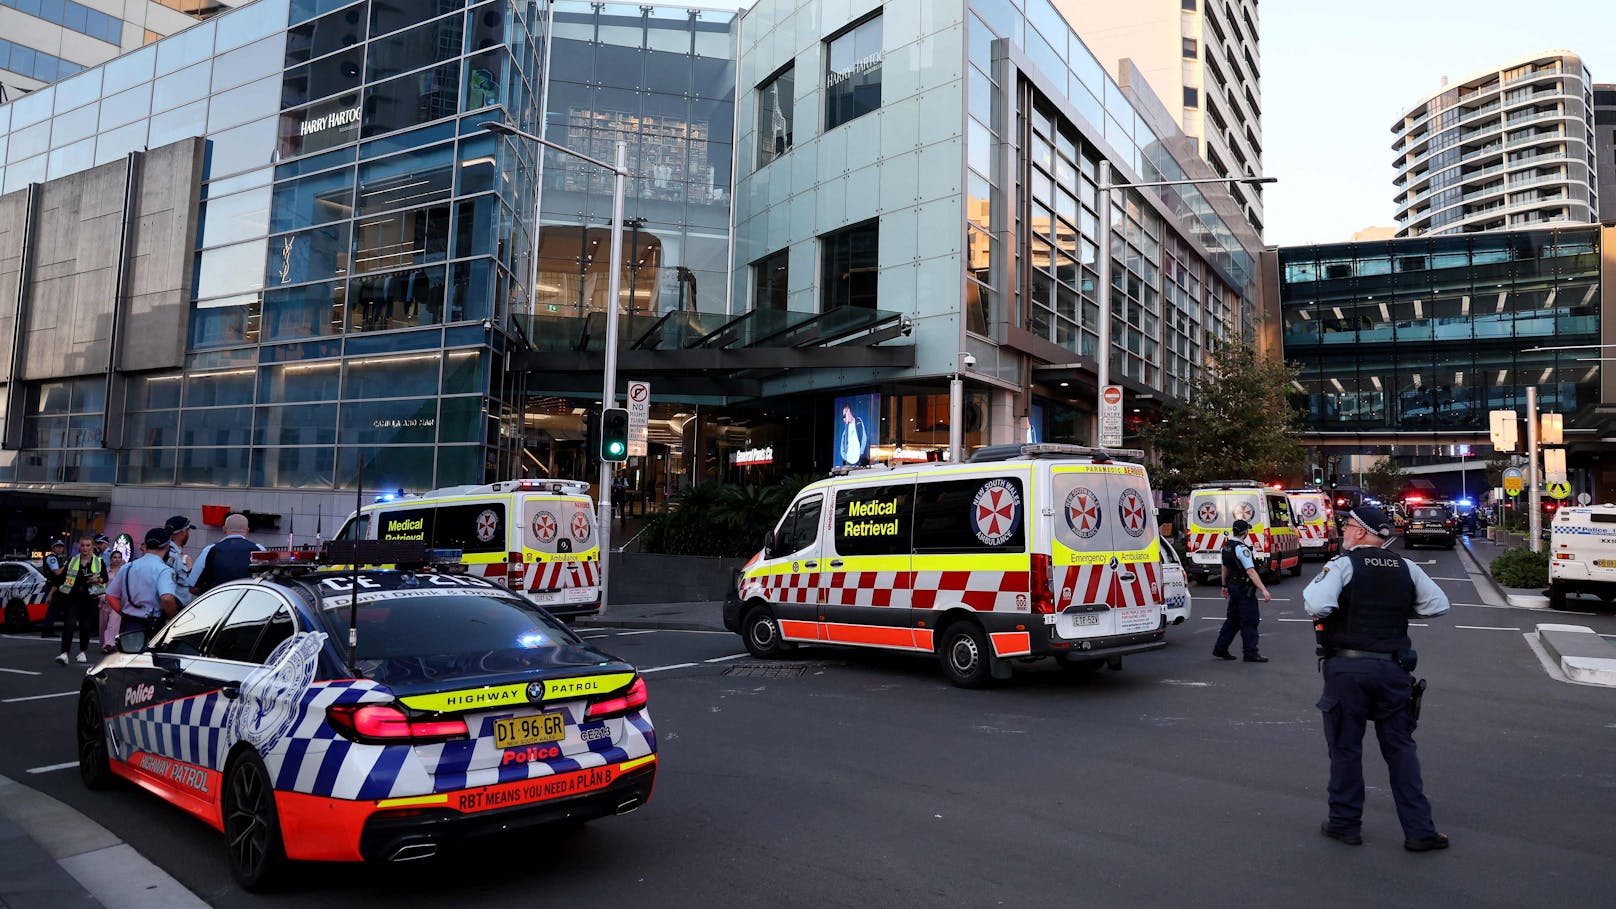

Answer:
[2,541,1613,908]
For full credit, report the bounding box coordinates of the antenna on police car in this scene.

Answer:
[347,457,363,674]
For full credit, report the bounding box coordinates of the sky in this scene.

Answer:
[1262,0,1616,246]
[696,0,1615,245]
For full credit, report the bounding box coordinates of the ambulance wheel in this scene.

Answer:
[1548,584,1567,610]
[742,605,791,659]
[938,621,993,689]
[76,686,115,791]
[223,751,289,892]
[1289,560,1302,577]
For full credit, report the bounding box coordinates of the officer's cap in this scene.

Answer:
[165,515,195,532]
[143,527,172,549]
[50,539,65,548]
[1347,504,1393,538]
[1231,519,1251,536]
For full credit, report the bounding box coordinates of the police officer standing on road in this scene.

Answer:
[1213,519,1272,662]
[187,513,265,595]
[105,528,181,639]
[1305,504,1450,852]
[39,538,69,638]
[162,515,195,609]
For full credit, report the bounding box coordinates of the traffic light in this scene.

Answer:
[600,407,629,462]
[1312,466,1324,486]
[583,409,600,461]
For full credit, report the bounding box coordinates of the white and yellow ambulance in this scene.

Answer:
[723,444,1168,688]
[1184,481,1301,583]
[333,479,601,619]
[1286,488,1340,559]
[1548,504,1616,609]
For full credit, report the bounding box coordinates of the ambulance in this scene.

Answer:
[1286,488,1340,559]
[1184,481,1301,584]
[723,444,1168,688]
[333,479,601,618]
[1547,504,1616,609]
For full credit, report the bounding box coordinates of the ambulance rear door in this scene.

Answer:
[521,494,601,607]
[1104,465,1164,635]
[1049,464,1126,641]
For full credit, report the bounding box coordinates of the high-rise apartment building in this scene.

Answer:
[0,0,235,101]
[1594,83,1616,221]
[1392,51,1599,238]
[1054,0,1264,236]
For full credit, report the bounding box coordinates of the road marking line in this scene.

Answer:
[2,690,78,703]
[703,653,749,663]
[611,630,657,637]
[0,634,60,644]
[25,761,77,774]
[1455,625,1522,631]
[1409,623,1429,627]
[1276,618,1311,623]
[0,667,42,676]
[639,662,699,673]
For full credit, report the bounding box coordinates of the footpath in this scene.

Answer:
[0,774,208,909]
[1457,533,1548,608]
[1460,534,1616,686]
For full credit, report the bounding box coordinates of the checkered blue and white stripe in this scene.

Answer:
[108,692,233,767]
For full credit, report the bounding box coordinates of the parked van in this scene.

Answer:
[724,444,1168,688]
[1184,481,1301,583]
[1286,489,1340,559]
[1548,504,1616,609]
[333,479,601,618]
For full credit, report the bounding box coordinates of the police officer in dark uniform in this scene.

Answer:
[1304,504,1451,852]
[1213,519,1272,662]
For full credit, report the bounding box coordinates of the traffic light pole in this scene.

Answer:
[1527,386,1542,553]
[596,141,628,615]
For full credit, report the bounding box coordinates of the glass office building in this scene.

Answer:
[1273,226,1607,438]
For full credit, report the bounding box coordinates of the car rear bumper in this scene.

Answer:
[1405,529,1454,543]
[1042,627,1167,659]
[276,755,657,863]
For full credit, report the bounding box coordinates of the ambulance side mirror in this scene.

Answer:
[762,530,776,558]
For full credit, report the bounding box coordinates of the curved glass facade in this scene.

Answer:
[1279,226,1602,434]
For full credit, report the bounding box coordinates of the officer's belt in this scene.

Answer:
[1329,648,1397,661]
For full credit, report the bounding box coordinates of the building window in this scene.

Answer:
[752,248,790,311]
[1183,87,1199,108]
[1183,37,1198,58]
[757,64,795,168]
[821,219,879,310]
[825,15,882,131]
[1181,0,1197,9]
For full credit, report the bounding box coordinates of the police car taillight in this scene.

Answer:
[1030,554,1055,615]
[585,676,647,720]
[326,704,468,744]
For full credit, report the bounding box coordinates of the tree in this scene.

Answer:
[1143,339,1306,491]
[1362,456,1405,502]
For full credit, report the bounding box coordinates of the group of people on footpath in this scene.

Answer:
[1213,504,1452,853]
[39,513,264,665]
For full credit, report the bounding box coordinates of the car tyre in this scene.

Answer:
[1289,559,1303,577]
[1548,583,1568,610]
[938,621,994,689]
[77,687,115,791]
[223,751,290,892]
[4,598,27,631]
[741,605,791,659]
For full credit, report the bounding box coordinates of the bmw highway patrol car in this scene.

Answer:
[76,547,656,890]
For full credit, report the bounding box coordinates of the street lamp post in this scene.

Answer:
[949,352,970,463]
[1092,168,1276,443]
[484,120,628,615]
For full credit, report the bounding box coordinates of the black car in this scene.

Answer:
[1403,505,1457,548]
[76,550,656,891]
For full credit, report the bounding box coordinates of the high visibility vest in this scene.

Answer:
[60,555,106,595]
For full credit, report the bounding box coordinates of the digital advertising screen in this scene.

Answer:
[832,393,879,467]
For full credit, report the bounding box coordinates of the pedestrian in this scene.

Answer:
[97,549,126,654]
[1212,518,1272,662]
[39,538,68,638]
[54,535,108,665]
[104,528,181,641]
[187,513,265,595]
[1304,504,1451,852]
[163,515,196,609]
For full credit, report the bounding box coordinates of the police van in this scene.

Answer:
[1548,504,1616,609]
[1286,488,1340,559]
[723,444,1168,688]
[334,479,601,618]
[1184,481,1301,583]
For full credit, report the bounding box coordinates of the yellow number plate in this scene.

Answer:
[1593,559,1616,568]
[493,713,566,750]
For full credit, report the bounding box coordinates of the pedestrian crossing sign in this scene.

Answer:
[1547,481,1571,500]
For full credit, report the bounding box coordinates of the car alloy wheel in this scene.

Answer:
[223,754,288,891]
[76,689,114,790]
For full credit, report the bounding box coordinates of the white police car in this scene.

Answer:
[76,547,656,890]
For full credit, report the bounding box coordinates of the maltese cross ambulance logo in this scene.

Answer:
[1064,486,1102,539]
[1300,501,1319,521]
[1117,488,1148,538]
[570,512,593,544]
[1196,501,1219,523]
[532,510,558,543]
[971,479,1021,546]
[475,509,500,543]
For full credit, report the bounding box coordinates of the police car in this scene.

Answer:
[75,545,656,891]
[0,558,51,629]
[1548,504,1616,609]
[726,444,1168,688]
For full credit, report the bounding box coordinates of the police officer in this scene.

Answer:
[1304,504,1450,852]
[39,538,69,638]
[105,528,181,639]
[187,513,265,595]
[1212,519,1272,662]
[163,515,196,609]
